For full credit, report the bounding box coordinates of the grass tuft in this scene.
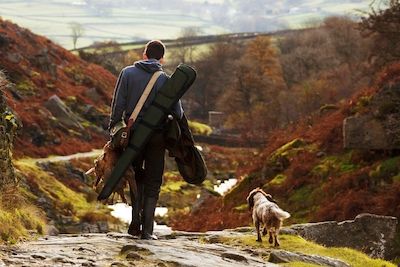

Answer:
[0,186,46,244]
[214,234,396,267]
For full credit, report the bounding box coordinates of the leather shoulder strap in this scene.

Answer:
[128,71,162,124]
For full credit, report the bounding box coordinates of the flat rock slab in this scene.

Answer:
[0,231,277,267]
[281,213,398,259]
[269,250,350,267]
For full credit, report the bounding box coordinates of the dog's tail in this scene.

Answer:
[273,207,291,220]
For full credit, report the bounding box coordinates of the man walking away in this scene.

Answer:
[108,40,183,240]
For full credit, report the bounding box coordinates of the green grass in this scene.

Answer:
[161,180,187,192]
[15,80,36,95]
[214,234,396,267]
[270,139,306,161]
[14,159,110,222]
[311,153,358,179]
[233,203,248,213]
[269,174,287,185]
[369,157,400,181]
[188,120,212,136]
[15,160,90,211]
[0,187,46,244]
[282,262,322,267]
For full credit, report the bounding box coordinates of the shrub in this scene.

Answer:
[188,120,212,135]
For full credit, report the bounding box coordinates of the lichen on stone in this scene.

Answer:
[0,71,20,189]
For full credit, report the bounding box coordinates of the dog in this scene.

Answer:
[246,188,290,246]
[86,141,137,204]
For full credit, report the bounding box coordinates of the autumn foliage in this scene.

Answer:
[172,61,400,232]
[0,18,116,157]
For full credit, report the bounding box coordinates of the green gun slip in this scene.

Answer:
[98,64,197,200]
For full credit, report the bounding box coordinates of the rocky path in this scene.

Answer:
[0,228,276,267]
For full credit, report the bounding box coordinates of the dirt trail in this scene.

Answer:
[19,149,103,164]
[0,228,276,267]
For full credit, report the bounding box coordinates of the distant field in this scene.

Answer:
[0,0,227,49]
[0,0,376,50]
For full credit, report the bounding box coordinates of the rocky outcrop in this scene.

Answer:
[343,115,390,149]
[282,213,398,259]
[269,250,350,267]
[344,82,400,149]
[0,72,19,189]
[32,48,57,79]
[44,95,83,129]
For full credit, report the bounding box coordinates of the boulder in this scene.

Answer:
[0,34,9,47]
[81,223,99,233]
[97,221,109,233]
[45,224,59,236]
[343,115,390,149]
[44,95,83,129]
[33,49,57,78]
[84,87,102,103]
[269,250,350,267]
[26,123,46,146]
[282,213,398,259]
[344,82,400,150]
[7,53,22,64]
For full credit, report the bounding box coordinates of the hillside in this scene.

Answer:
[171,62,400,257]
[0,18,115,158]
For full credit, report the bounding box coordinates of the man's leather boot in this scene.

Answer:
[141,197,158,240]
[128,182,143,236]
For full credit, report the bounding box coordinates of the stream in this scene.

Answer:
[108,178,238,226]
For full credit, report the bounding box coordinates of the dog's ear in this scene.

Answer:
[247,196,254,210]
[246,193,255,210]
[266,194,278,204]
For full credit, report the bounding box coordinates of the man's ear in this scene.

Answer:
[143,53,148,60]
[159,57,165,64]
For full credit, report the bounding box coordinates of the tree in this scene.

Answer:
[216,37,286,137]
[185,41,243,119]
[277,16,374,124]
[360,0,400,66]
[278,28,336,87]
[171,27,203,64]
[70,22,85,50]
[324,17,370,74]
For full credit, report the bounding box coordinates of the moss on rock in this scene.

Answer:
[206,234,396,267]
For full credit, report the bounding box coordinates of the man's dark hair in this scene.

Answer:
[144,40,165,60]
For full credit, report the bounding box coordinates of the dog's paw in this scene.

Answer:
[268,237,273,244]
[262,228,268,236]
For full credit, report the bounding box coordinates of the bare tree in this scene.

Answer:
[70,22,85,50]
[360,0,400,66]
[172,26,203,64]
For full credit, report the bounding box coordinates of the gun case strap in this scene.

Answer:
[127,71,162,126]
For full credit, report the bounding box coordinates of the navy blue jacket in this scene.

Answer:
[108,59,183,130]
